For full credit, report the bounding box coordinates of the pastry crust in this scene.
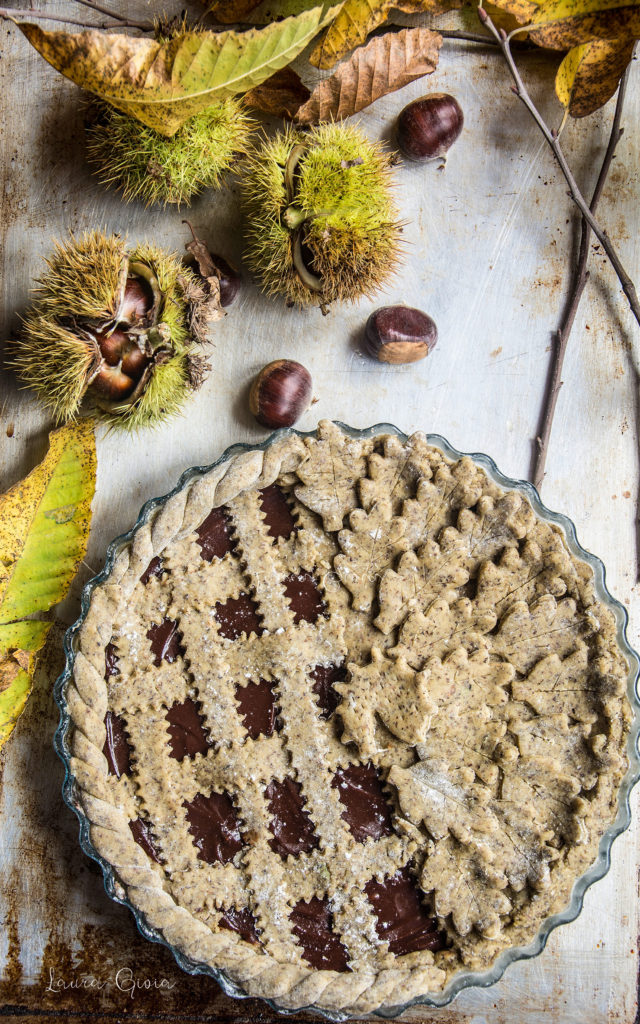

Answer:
[66,421,632,1016]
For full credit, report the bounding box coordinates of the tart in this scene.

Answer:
[63,421,633,1017]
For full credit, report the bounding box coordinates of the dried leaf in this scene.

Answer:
[243,67,311,118]
[206,0,266,21]
[530,0,640,49]
[0,420,96,748]
[310,0,460,68]
[19,7,338,137]
[240,0,337,23]
[297,27,441,123]
[487,0,540,25]
[555,36,634,113]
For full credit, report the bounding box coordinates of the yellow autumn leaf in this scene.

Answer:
[309,0,461,69]
[19,7,339,137]
[555,36,634,112]
[530,0,640,49]
[0,419,96,749]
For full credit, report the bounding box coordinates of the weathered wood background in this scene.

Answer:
[0,2,639,1021]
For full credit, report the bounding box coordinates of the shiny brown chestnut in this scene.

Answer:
[249,360,312,428]
[363,306,437,364]
[210,254,241,307]
[396,93,464,162]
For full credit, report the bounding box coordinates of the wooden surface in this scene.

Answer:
[0,2,639,1021]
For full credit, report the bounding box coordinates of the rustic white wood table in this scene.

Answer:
[1,3,639,1021]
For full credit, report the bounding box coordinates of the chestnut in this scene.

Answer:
[120,275,154,323]
[363,306,437,364]
[209,253,241,307]
[395,93,464,162]
[249,359,312,429]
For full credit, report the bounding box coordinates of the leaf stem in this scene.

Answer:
[531,62,631,491]
[477,6,640,331]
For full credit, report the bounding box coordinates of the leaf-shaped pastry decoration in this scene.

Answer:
[295,421,370,532]
[19,7,338,137]
[555,37,635,115]
[296,28,442,124]
[0,420,96,748]
[309,0,460,69]
[529,0,640,49]
[336,647,436,754]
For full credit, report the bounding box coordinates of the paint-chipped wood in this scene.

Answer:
[0,1,639,1021]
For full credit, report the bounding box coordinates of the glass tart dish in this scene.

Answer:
[55,420,640,1020]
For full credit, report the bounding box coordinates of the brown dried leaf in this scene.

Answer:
[310,0,459,69]
[243,67,311,118]
[297,27,442,123]
[205,0,266,21]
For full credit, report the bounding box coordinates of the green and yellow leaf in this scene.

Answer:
[555,36,635,113]
[530,0,640,49]
[0,419,96,750]
[19,6,338,137]
[309,0,460,69]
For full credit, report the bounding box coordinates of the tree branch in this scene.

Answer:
[0,4,150,28]
[72,0,152,30]
[531,63,631,490]
[478,5,640,331]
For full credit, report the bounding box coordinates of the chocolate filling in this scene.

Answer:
[332,763,394,843]
[146,617,183,666]
[289,897,350,972]
[219,907,260,945]
[103,711,131,777]
[310,662,347,719]
[259,484,297,540]
[283,572,326,625]
[104,642,120,679]
[166,698,210,760]
[265,777,318,858]
[214,593,263,641]
[235,678,280,739]
[140,555,165,585]
[365,867,446,956]
[196,507,236,562]
[184,791,244,865]
[129,817,161,863]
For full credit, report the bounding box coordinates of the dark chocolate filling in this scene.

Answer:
[259,484,297,540]
[104,642,120,679]
[196,507,236,562]
[166,698,210,760]
[214,593,263,641]
[283,572,326,625]
[183,791,244,865]
[265,777,318,858]
[140,555,165,585]
[365,867,446,956]
[332,763,394,843]
[289,897,350,972]
[129,817,161,863]
[146,617,183,666]
[235,678,280,739]
[102,711,131,777]
[219,907,260,945]
[310,662,347,719]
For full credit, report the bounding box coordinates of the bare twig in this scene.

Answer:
[532,64,631,490]
[0,5,151,29]
[478,6,640,330]
[72,0,152,30]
